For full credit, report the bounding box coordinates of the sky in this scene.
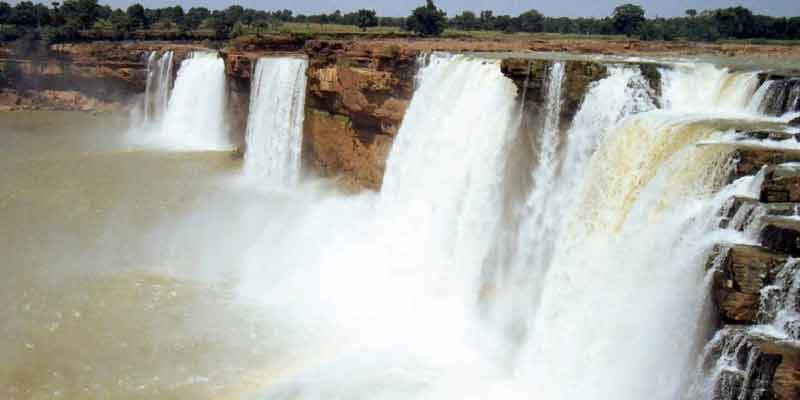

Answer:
[11,0,800,18]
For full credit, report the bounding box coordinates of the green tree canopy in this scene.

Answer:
[406,0,446,37]
[612,3,645,36]
[126,3,146,29]
[355,9,377,32]
[451,11,477,30]
[517,9,544,32]
[713,6,755,38]
[184,7,209,30]
[61,0,100,30]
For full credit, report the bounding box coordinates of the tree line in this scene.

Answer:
[0,0,797,43]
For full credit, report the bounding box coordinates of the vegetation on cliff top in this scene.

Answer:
[0,0,797,44]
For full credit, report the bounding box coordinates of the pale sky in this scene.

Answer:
[11,0,800,18]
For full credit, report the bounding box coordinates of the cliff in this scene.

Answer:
[0,41,210,112]
[2,36,798,190]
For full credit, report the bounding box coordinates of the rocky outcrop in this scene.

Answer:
[0,40,204,111]
[760,217,800,257]
[705,327,800,400]
[729,147,800,182]
[756,76,800,116]
[709,244,787,323]
[501,58,609,132]
[702,128,800,399]
[303,109,393,191]
[300,40,417,190]
[220,39,417,190]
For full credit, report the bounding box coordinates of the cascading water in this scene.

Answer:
[487,64,658,348]
[240,54,521,398]
[232,59,797,400]
[376,53,518,303]
[159,52,230,150]
[244,57,308,186]
[661,64,761,114]
[143,51,174,124]
[756,78,800,117]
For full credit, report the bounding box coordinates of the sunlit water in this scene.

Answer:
[0,112,300,399]
[1,54,798,400]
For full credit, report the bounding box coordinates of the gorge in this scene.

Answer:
[1,37,800,399]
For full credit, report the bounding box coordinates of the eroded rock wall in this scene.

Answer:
[0,41,208,111]
[703,132,800,400]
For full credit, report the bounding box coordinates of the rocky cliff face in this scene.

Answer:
[300,40,416,190]
[221,39,418,190]
[0,41,209,112]
[702,131,800,400]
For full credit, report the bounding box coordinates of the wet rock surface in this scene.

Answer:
[705,135,800,399]
[704,327,800,400]
[710,244,787,323]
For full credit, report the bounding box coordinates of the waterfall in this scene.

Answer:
[755,78,800,116]
[379,54,518,294]
[236,56,800,400]
[160,52,230,150]
[141,51,173,124]
[661,64,761,114]
[487,65,658,345]
[244,57,308,186]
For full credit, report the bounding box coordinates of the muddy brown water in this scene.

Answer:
[0,112,297,399]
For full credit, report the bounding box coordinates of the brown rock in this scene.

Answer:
[705,327,800,400]
[761,163,800,203]
[728,146,800,183]
[760,216,800,257]
[719,196,798,231]
[709,244,788,323]
[302,110,392,191]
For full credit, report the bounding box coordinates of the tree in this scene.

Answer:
[612,3,645,36]
[10,1,38,27]
[355,9,377,32]
[517,9,543,32]
[713,6,755,39]
[60,0,99,30]
[126,3,146,29]
[479,10,494,29]
[160,6,183,26]
[109,9,131,38]
[0,2,11,25]
[686,9,697,18]
[406,0,446,37]
[451,11,477,30]
[223,5,243,27]
[184,7,209,30]
[274,9,292,22]
[493,14,514,32]
[204,10,228,39]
